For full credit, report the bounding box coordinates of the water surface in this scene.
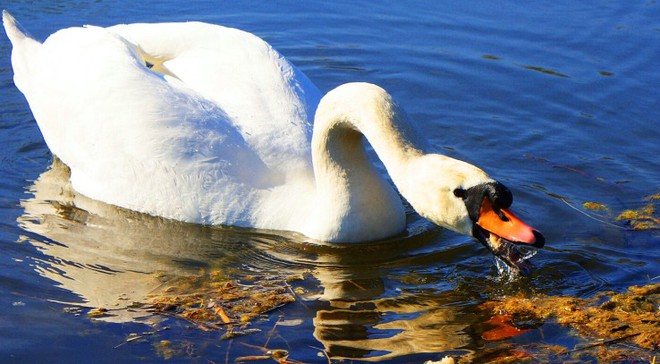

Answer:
[1,1,658,363]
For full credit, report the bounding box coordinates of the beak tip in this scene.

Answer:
[531,230,545,248]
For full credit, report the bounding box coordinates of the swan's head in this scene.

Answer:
[402,154,544,274]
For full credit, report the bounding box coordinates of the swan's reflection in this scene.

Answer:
[19,160,476,361]
[311,266,474,361]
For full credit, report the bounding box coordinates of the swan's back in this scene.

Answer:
[109,22,321,171]
[4,13,321,228]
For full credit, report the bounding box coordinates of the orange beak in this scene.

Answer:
[476,197,544,248]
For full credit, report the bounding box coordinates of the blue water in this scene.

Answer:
[1,1,659,363]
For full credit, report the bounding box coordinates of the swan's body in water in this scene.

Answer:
[3,11,543,270]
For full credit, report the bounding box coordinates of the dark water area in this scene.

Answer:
[1,1,658,363]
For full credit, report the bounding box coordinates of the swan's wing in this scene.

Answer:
[13,25,275,224]
[108,22,322,173]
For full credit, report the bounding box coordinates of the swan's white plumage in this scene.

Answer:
[3,11,497,242]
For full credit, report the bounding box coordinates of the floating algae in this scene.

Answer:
[148,270,296,332]
[583,201,608,211]
[87,307,112,319]
[616,203,659,230]
[579,193,659,230]
[153,339,195,360]
[645,193,660,201]
[89,270,302,359]
[479,283,660,362]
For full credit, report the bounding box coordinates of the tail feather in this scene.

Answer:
[3,10,34,45]
[3,10,42,93]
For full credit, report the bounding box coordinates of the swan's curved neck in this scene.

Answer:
[304,83,430,242]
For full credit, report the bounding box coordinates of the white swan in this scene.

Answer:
[3,11,543,268]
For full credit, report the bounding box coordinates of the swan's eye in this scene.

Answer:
[453,188,467,199]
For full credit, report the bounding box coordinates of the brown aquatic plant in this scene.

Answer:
[644,193,660,201]
[616,203,659,230]
[480,283,660,361]
[577,193,659,230]
[87,307,112,319]
[148,270,296,331]
[153,339,195,360]
[582,201,608,211]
